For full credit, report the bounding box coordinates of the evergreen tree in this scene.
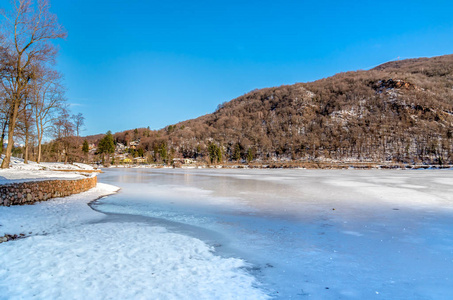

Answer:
[82,140,89,154]
[246,148,254,163]
[216,146,222,163]
[134,128,139,140]
[208,143,222,164]
[159,142,168,163]
[82,140,89,162]
[98,131,115,164]
[208,143,217,163]
[233,143,241,161]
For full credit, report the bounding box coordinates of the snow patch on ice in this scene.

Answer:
[399,184,427,189]
[341,231,364,237]
[434,178,453,186]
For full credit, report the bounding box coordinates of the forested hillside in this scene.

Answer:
[113,55,453,165]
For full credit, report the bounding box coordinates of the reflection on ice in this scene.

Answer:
[97,168,453,299]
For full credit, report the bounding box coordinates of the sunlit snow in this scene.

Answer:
[0,155,95,184]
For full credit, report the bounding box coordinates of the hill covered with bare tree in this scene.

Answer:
[111,55,453,166]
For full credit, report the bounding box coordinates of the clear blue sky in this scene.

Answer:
[12,1,453,135]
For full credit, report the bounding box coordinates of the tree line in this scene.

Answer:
[0,0,85,168]
[110,55,453,166]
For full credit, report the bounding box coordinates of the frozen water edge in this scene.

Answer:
[94,168,453,299]
[0,183,269,299]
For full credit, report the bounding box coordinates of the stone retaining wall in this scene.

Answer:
[0,176,97,206]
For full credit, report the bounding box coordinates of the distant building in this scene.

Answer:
[121,157,132,163]
[129,140,140,149]
[134,157,147,164]
[115,153,126,160]
[172,158,195,165]
[116,143,126,153]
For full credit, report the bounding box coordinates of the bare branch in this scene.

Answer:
[0,0,66,168]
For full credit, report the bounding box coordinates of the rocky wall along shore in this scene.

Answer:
[0,176,97,206]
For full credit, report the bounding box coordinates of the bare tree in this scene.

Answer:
[16,96,35,163]
[31,66,64,162]
[0,36,9,154]
[52,106,74,163]
[72,112,84,137]
[0,85,8,154]
[0,0,66,168]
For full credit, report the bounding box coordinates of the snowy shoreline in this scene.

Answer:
[0,156,99,185]
[0,157,101,207]
[0,175,269,299]
[0,183,120,239]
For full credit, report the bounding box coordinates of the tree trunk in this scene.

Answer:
[36,118,42,163]
[1,101,20,169]
[24,131,29,164]
[64,140,69,164]
[24,109,29,164]
[37,137,42,163]
[2,126,15,168]
[0,119,7,154]
[37,119,43,163]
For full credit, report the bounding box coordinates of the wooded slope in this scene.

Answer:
[115,55,453,164]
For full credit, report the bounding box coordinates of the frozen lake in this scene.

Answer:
[95,168,453,299]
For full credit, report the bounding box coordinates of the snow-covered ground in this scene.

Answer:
[0,183,118,237]
[0,164,269,299]
[0,222,267,299]
[0,155,96,184]
[0,155,95,171]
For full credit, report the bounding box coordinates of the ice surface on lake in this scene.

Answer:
[95,168,453,299]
